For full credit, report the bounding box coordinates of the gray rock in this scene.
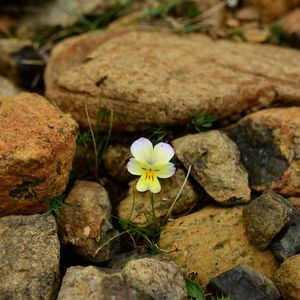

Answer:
[45,30,300,131]
[270,211,300,261]
[0,75,21,96]
[226,107,300,196]
[57,266,137,300]
[273,254,300,300]
[172,131,250,205]
[208,264,280,300]
[122,258,187,300]
[243,191,293,249]
[0,214,60,300]
[56,180,119,262]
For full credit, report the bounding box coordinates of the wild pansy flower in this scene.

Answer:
[127,137,176,193]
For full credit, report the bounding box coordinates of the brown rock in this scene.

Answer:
[227,107,300,196]
[0,75,21,96]
[16,0,130,38]
[45,30,300,131]
[103,144,134,182]
[0,92,78,216]
[0,214,60,299]
[236,7,260,22]
[159,205,279,286]
[117,168,199,226]
[279,8,300,34]
[243,190,293,249]
[172,131,250,205]
[244,0,300,21]
[289,197,300,212]
[56,180,118,262]
[273,254,300,300]
[0,38,32,82]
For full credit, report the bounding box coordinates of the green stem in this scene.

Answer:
[150,192,156,223]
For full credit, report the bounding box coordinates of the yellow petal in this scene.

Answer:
[127,158,149,175]
[136,172,161,193]
[152,162,176,178]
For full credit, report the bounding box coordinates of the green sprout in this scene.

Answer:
[45,194,68,217]
[187,112,217,133]
[186,278,206,300]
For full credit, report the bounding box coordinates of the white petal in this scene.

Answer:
[152,142,174,163]
[152,162,176,178]
[131,137,153,163]
[136,173,161,193]
[127,158,149,176]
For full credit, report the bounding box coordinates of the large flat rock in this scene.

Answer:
[45,30,300,131]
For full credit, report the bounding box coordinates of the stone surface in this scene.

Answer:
[57,266,136,300]
[0,38,32,81]
[117,168,199,226]
[244,0,300,21]
[0,75,21,96]
[103,144,134,182]
[159,205,279,286]
[273,254,300,300]
[172,131,250,205]
[208,264,280,300]
[45,30,300,131]
[0,214,60,299]
[16,0,128,38]
[227,107,300,196]
[243,190,293,249]
[289,197,300,212]
[56,180,118,262]
[0,93,78,217]
[122,257,187,300]
[270,211,300,261]
[280,8,300,34]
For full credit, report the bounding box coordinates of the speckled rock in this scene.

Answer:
[117,168,199,226]
[159,205,279,286]
[243,191,293,249]
[289,197,300,212]
[56,180,118,262]
[103,144,134,182]
[273,254,300,300]
[172,131,250,205]
[270,211,300,261]
[57,266,136,300]
[244,0,300,21]
[45,30,300,131]
[227,107,300,196]
[122,257,187,300]
[208,264,280,300]
[0,214,60,299]
[0,75,21,96]
[0,93,78,217]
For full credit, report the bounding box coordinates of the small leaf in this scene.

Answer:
[185,278,205,300]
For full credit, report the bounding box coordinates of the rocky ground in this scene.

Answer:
[1,0,300,299]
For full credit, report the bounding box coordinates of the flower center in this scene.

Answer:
[145,169,155,181]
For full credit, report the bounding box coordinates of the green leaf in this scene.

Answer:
[185,278,205,300]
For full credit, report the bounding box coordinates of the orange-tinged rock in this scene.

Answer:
[159,205,279,286]
[227,107,300,196]
[0,92,78,216]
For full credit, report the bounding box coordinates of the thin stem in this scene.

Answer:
[84,100,98,179]
[163,165,192,225]
[150,192,156,223]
